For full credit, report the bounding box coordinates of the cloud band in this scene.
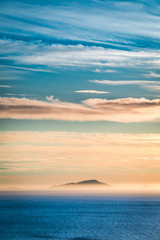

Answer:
[0,97,160,122]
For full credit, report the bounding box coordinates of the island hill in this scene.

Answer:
[52,179,110,188]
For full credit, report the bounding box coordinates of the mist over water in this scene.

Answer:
[0,194,160,240]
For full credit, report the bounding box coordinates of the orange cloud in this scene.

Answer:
[0,97,160,122]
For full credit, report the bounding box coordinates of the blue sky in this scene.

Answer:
[0,0,160,132]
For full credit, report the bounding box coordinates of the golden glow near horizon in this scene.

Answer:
[0,131,160,193]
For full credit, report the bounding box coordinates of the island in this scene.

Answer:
[50,179,110,188]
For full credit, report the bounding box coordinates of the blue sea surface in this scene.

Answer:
[0,194,160,240]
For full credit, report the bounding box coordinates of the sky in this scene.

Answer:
[0,0,160,191]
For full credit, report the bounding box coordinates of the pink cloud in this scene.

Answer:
[0,97,160,122]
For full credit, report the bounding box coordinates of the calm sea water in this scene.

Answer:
[0,194,160,240]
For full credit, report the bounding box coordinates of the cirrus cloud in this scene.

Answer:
[1,39,160,69]
[90,79,160,92]
[75,90,110,94]
[0,85,11,88]
[89,80,159,85]
[143,71,160,78]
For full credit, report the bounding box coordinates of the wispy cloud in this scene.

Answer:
[89,80,157,85]
[143,84,160,92]
[0,85,11,88]
[1,1,160,44]
[143,71,160,78]
[0,96,160,123]
[0,131,160,184]
[75,90,110,94]
[5,93,33,97]
[90,79,160,92]
[1,131,160,146]
[94,69,117,73]
[1,39,160,69]
[0,64,54,73]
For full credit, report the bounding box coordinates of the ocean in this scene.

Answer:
[0,194,160,240]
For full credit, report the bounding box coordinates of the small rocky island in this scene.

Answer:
[64,179,107,185]
[51,179,110,188]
